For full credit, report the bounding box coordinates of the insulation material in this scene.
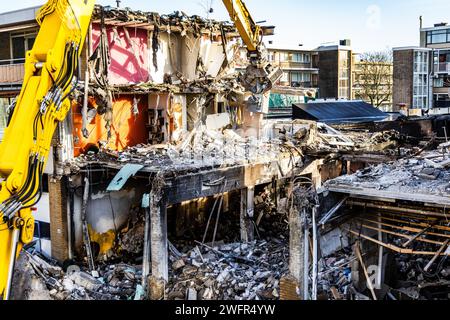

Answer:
[91,24,149,85]
[199,39,227,78]
[72,96,148,156]
[148,33,176,84]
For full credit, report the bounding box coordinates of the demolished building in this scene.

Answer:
[2,5,448,302]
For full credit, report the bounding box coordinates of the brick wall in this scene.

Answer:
[318,50,339,99]
[393,50,414,111]
[48,177,69,262]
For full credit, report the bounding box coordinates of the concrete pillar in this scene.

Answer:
[48,176,70,263]
[149,192,168,300]
[240,187,255,243]
[289,207,307,299]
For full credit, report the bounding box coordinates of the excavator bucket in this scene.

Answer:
[240,62,283,95]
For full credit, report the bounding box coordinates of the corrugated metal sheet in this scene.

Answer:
[293,101,388,124]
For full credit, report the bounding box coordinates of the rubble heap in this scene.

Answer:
[326,148,450,196]
[18,251,144,301]
[317,248,355,300]
[167,240,288,300]
[68,126,286,175]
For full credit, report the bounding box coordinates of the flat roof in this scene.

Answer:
[316,45,352,52]
[0,6,41,27]
[421,25,450,32]
[265,44,317,52]
[393,46,432,52]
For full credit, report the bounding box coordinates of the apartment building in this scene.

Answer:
[316,40,353,100]
[420,22,450,110]
[0,6,40,137]
[393,47,431,113]
[266,45,319,89]
[393,22,450,114]
[266,40,354,108]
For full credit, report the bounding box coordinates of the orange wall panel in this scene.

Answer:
[72,96,148,157]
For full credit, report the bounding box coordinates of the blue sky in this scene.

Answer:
[3,0,450,52]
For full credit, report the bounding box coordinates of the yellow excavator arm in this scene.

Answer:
[222,0,283,94]
[0,0,95,299]
[0,0,280,299]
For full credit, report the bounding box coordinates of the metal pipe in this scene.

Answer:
[302,209,309,300]
[142,205,151,288]
[312,206,318,301]
[4,228,20,300]
[319,196,348,226]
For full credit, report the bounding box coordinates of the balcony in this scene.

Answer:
[291,81,316,88]
[0,59,25,85]
[434,62,450,74]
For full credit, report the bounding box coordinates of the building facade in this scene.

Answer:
[0,6,40,138]
[393,23,450,114]
[393,47,431,113]
[266,46,319,89]
[316,40,353,100]
[421,23,450,110]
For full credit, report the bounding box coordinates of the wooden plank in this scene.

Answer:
[355,242,377,300]
[359,217,450,240]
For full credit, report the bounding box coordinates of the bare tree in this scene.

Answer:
[354,51,393,109]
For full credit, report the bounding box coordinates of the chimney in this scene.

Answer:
[419,16,423,29]
[116,0,121,8]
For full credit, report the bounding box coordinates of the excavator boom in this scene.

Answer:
[222,0,283,94]
[0,0,95,299]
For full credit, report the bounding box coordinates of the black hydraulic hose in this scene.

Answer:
[1,156,37,215]
[1,155,35,207]
[25,161,45,206]
[22,161,45,209]
[18,157,42,206]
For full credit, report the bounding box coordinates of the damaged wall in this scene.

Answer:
[72,96,149,156]
[91,24,149,85]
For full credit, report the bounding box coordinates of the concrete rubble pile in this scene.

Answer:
[281,121,403,158]
[166,239,288,300]
[391,253,450,300]
[327,148,450,195]
[316,248,356,300]
[13,251,144,301]
[68,126,285,174]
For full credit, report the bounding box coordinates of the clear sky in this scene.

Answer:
[3,0,450,53]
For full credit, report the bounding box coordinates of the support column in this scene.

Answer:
[48,176,69,263]
[240,187,255,243]
[289,207,307,300]
[141,194,151,289]
[148,192,168,300]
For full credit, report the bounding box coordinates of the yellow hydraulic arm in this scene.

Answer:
[0,0,277,300]
[0,0,95,299]
[222,0,282,94]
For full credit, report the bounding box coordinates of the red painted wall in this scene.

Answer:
[91,24,149,85]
